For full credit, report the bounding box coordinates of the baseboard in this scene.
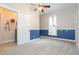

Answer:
[17,38,40,45]
[40,36,75,42]
[0,40,15,45]
[30,38,40,42]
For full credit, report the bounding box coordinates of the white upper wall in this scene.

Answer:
[41,3,77,14]
[77,4,79,48]
[40,3,77,30]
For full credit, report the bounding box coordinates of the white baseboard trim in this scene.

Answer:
[17,38,40,46]
[40,36,76,42]
[30,38,40,42]
[0,40,15,45]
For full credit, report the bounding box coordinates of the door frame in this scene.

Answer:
[0,4,19,45]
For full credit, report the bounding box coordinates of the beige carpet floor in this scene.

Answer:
[0,38,79,55]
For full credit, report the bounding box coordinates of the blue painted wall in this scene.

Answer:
[30,30,75,40]
[40,30,75,40]
[40,30,48,36]
[57,30,75,40]
[30,30,40,40]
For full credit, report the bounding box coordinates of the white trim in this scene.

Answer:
[0,4,19,45]
[40,36,75,42]
[0,40,15,45]
[17,38,40,46]
[30,38,40,42]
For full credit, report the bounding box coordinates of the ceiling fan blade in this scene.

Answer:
[43,5,50,8]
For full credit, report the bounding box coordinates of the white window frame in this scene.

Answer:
[48,15,57,36]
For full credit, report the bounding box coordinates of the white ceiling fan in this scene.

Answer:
[31,3,51,12]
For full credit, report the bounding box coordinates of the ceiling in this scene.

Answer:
[1,3,78,14]
[41,3,77,14]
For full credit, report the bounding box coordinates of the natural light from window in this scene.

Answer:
[49,15,57,36]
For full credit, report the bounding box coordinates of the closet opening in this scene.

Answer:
[0,7,17,45]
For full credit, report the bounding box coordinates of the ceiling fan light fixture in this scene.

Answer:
[32,3,50,12]
[37,7,43,11]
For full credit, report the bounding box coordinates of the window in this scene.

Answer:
[48,16,57,36]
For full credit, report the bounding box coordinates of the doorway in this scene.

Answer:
[0,7,17,44]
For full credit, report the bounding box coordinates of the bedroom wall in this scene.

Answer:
[77,4,79,48]
[40,4,77,40]
[0,4,40,45]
